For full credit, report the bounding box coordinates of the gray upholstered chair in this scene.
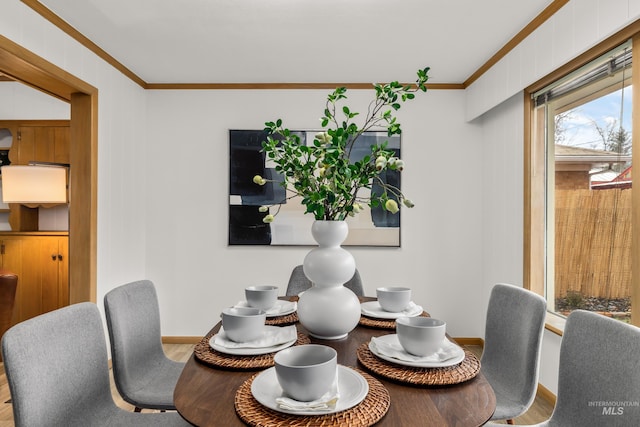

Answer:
[485,309,640,426]
[104,280,185,412]
[1,302,190,427]
[285,264,364,296]
[481,283,547,424]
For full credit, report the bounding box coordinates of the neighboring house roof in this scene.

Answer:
[555,144,631,164]
[554,145,632,189]
[612,164,632,181]
[592,164,632,189]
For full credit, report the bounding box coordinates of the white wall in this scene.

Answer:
[1,2,149,316]
[478,92,524,300]
[471,0,640,395]
[145,89,485,338]
[0,82,69,119]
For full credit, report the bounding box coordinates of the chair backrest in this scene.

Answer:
[285,264,364,296]
[549,310,640,426]
[0,270,18,344]
[481,283,547,415]
[104,280,166,397]
[1,302,117,426]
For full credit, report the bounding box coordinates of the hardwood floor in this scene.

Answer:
[0,343,553,426]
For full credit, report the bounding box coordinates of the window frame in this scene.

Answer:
[524,23,640,332]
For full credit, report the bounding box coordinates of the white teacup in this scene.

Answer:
[274,344,337,402]
[396,317,446,356]
[221,307,266,342]
[245,285,279,310]
[376,286,412,312]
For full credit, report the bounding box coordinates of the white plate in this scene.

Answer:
[209,329,296,356]
[369,334,465,368]
[266,300,297,318]
[360,301,423,319]
[251,365,369,415]
[235,300,297,318]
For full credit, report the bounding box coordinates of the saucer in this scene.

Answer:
[251,365,369,415]
[360,301,423,319]
[369,334,465,368]
[209,326,297,356]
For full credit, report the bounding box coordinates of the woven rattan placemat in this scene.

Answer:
[358,311,430,329]
[265,312,298,326]
[234,368,390,427]
[194,332,310,370]
[356,342,480,386]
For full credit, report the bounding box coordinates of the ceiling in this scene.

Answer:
[33,0,557,86]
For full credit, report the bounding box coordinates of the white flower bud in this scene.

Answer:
[315,132,332,144]
[385,199,399,214]
[262,214,275,223]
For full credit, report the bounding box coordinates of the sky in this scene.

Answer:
[559,85,632,152]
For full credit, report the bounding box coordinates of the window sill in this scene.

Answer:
[544,311,566,336]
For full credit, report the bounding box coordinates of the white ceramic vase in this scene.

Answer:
[297,220,361,339]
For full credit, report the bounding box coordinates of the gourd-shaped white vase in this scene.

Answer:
[297,220,361,339]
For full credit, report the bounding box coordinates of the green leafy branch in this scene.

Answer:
[254,67,429,222]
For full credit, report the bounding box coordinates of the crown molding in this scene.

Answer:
[144,82,465,90]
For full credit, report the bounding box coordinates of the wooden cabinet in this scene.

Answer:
[0,120,70,166]
[11,125,70,165]
[0,233,68,325]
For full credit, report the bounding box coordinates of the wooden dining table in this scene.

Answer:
[174,298,496,426]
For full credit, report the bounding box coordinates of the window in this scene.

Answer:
[527,40,634,325]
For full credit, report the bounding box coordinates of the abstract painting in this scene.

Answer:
[228,129,401,246]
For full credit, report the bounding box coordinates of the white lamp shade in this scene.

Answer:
[1,165,68,204]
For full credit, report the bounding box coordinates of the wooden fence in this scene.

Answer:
[555,188,631,299]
